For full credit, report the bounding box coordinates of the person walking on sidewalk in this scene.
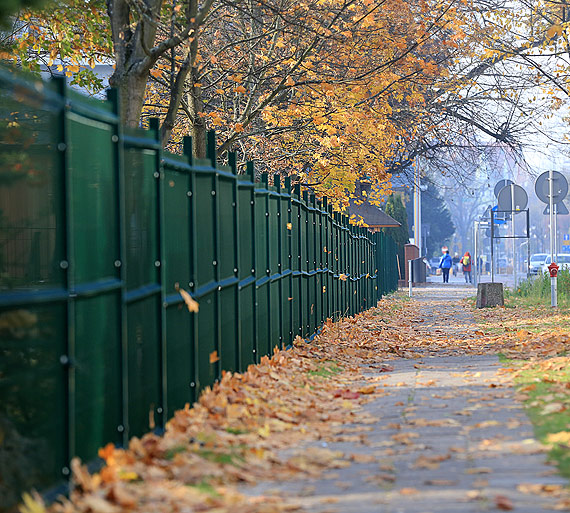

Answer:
[452,253,460,277]
[439,250,452,283]
[461,251,472,284]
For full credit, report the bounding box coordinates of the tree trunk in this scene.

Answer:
[187,67,207,159]
[111,71,149,127]
[107,0,161,127]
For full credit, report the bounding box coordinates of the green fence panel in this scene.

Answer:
[0,72,68,507]
[193,156,218,389]
[161,149,195,418]
[290,185,302,338]
[0,68,398,506]
[278,177,293,346]
[122,126,163,439]
[65,87,123,462]
[217,161,239,372]
[267,179,281,350]
[237,163,256,370]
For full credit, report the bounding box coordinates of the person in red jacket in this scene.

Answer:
[461,251,472,283]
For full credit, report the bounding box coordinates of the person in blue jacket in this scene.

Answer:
[439,249,453,283]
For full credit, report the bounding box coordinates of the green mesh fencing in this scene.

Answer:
[0,67,398,509]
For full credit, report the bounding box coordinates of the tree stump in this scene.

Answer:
[476,282,504,308]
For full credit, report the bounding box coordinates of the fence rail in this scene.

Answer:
[0,68,398,508]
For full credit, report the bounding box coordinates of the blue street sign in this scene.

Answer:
[491,205,507,225]
[564,234,570,241]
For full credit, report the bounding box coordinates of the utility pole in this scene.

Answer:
[414,158,422,256]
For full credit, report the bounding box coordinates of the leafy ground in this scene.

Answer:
[476,294,570,488]
[22,290,570,513]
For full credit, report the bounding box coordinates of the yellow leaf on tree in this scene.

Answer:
[285,76,295,86]
[234,123,244,132]
[547,25,562,38]
[234,85,247,93]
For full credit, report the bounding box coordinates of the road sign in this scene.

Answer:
[491,205,509,224]
[543,202,570,215]
[564,234,570,241]
[497,184,528,212]
[494,179,514,198]
[535,171,568,205]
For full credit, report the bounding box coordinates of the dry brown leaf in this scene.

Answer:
[495,495,513,510]
[178,286,199,313]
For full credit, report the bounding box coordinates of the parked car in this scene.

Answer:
[540,254,570,274]
[529,253,548,275]
[497,257,509,273]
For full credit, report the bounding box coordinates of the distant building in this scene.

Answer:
[348,181,401,232]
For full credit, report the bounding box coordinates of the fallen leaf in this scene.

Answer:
[495,495,513,510]
[177,286,199,313]
[424,479,457,486]
[465,467,492,474]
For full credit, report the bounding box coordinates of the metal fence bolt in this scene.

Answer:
[189,282,194,287]
[59,355,70,366]
[187,191,192,197]
[114,260,122,267]
[57,142,67,152]
[190,382,195,387]
[153,172,160,178]
[154,260,161,267]
[111,135,119,143]
[59,260,68,269]
[157,407,163,414]
[117,425,124,432]
[62,467,70,476]
[211,190,216,196]
[213,260,217,266]
[252,349,256,353]
[234,268,238,273]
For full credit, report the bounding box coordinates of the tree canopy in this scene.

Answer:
[4,0,570,215]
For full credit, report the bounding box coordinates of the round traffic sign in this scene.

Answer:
[497,183,528,212]
[494,179,514,198]
[535,171,568,204]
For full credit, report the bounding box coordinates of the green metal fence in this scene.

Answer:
[0,68,398,508]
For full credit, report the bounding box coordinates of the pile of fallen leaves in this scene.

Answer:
[27,302,410,513]
[22,292,570,513]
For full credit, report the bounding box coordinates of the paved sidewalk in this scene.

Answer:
[241,287,568,512]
